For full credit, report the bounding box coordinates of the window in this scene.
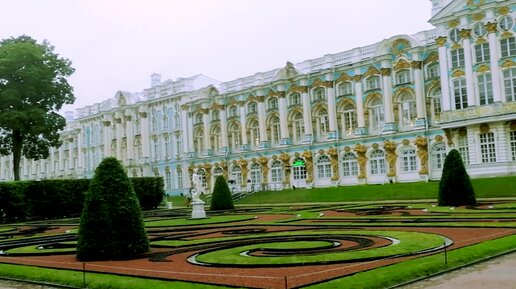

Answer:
[163,115,169,130]
[501,37,516,58]
[292,157,307,180]
[165,169,172,190]
[504,68,516,102]
[370,149,386,175]
[366,76,381,90]
[341,103,357,135]
[395,69,411,85]
[177,168,183,189]
[134,116,141,134]
[427,64,439,79]
[399,94,416,128]
[231,166,242,186]
[164,136,170,157]
[250,163,261,184]
[194,129,203,154]
[430,88,442,123]
[510,131,516,161]
[152,139,159,160]
[312,88,326,101]
[479,132,496,163]
[478,74,494,105]
[211,110,219,121]
[271,160,283,183]
[431,143,447,170]
[338,82,353,96]
[248,102,257,113]
[214,167,223,178]
[268,98,278,110]
[194,113,203,124]
[269,116,281,146]
[475,43,490,63]
[248,120,260,148]
[453,78,468,109]
[229,123,241,151]
[211,126,222,151]
[449,28,461,43]
[369,98,385,132]
[151,117,158,132]
[292,113,305,143]
[473,22,487,37]
[401,147,417,172]
[457,131,470,165]
[317,155,332,179]
[289,93,301,106]
[451,49,465,68]
[498,15,514,31]
[199,169,207,188]
[315,109,328,138]
[228,106,239,117]
[342,152,358,177]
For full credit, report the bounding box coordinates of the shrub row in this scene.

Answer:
[0,177,164,222]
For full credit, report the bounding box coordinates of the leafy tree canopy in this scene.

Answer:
[0,35,74,180]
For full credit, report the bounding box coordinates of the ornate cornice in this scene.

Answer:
[448,19,459,28]
[475,37,488,45]
[425,52,439,64]
[452,69,466,77]
[451,43,462,50]
[393,60,411,71]
[210,102,225,110]
[352,74,363,82]
[336,73,352,84]
[411,61,423,70]
[498,6,510,15]
[311,78,333,88]
[395,86,415,99]
[501,31,514,40]
[502,59,516,69]
[248,95,265,102]
[266,90,286,98]
[380,68,392,76]
[364,66,380,77]
[476,64,490,73]
[287,84,308,94]
[472,12,485,21]
[436,36,447,47]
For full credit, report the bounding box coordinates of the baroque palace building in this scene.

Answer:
[2,0,516,195]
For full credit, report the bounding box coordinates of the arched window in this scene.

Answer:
[342,152,358,176]
[503,68,516,102]
[400,147,417,172]
[211,110,219,121]
[228,123,241,151]
[250,163,261,184]
[165,168,172,190]
[211,126,222,152]
[271,160,283,183]
[152,116,158,132]
[198,169,207,187]
[317,155,331,179]
[163,114,169,130]
[431,143,447,170]
[231,166,242,186]
[314,108,329,139]
[268,97,278,110]
[369,97,384,133]
[292,112,304,144]
[289,93,301,106]
[228,106,239,117]
[194,113,203,124]
[292,157,307,180]
[134,137,142,160]
[134,115,141,134]
[248,120,260,148]
[426,64,439,79]
[177,167,183,188]
[163,136,170,158]
[366,76,380,90]
[312,88,326,101]
[247,102,258,113]
[268,116,281,146]
[398,93,416,128]
[340,103,357,136]
[213,167,223,178]
[194,129,204,154]
[338,82,353,96]
[429,88,442,123]
[370,149,386,175]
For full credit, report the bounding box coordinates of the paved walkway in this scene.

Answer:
[398,252,516,289]
[0,279,58,289]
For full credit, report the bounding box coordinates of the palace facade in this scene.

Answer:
[2,0,516,195]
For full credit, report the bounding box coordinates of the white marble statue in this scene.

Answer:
[191,168,203,202]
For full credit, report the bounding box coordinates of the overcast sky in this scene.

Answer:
[1,0,435,113]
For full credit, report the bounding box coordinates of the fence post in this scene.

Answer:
[82,263,86,288]
[443,242,448,265]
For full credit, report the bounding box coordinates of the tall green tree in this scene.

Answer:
[438,149,476,207]
[210,175,234,211]
[0,35,74,180]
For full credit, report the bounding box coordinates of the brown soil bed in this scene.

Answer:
[1,225,514,289]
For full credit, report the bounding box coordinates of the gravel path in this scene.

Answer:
[0,279,58,289]
[398,252,516,289]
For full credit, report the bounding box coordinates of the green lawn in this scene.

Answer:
[236,176,516,205]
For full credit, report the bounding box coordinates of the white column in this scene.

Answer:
[115,117,122,160]
[68,138,74,171]
[381,65,395,132]
[126,115,134,160]
[487,23,502,102]
[187,112,195,154]
[140,112,150,158]
[239,103,248,149]
[437,37,452,111]
[462,29,476,107]
[354,75,366,130]
[413,60,426,119]
[77,130,84,170]
[220,108,228,149]
[203,111,211,154]
[301,87,313,139]
[326,74,338,139]
[180,108,189,155]
[257,99,268,145]
[278,93,290,142]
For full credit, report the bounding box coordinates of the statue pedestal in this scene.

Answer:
[191,201,206,219]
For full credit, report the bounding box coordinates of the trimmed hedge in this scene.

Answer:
[0,177,164,222]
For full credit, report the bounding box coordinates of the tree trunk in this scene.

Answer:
[12,130,22,181]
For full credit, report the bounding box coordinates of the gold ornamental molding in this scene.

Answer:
[311,78,333,88]
[343,146,352,153]
[352,74,363,82]
[287,84,308,94]
[402,139,410,146]
[498,6,510,15]
[337,97,355,108]
[436,36,447,47]
[226,98,240,107]
[248,95,265,103]
[195,107,209,114]
[459,29,471,39]
[452,69,466,78]
[435,135,444,142]
[364,66,380,77]
[393,59,411,71]
[411,61,423,70]
[380,68,392,76]
[180,104,189,111]
[451,43,462,50]
[424,52,439,64]
[394,87,415,99]
[472,12,485,21]
[266,90,286,98]
[336,73,353,84]
[500,31,514,40]
[210,102,225,110]
[448,20,459,28]
[476,64,490,73]
[480,123,490,133]
[475,37,487,45]
[502,59,516,69]
[486,22,497,33]
[390,38,411,56]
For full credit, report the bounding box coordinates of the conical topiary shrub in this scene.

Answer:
[210,175,234,211]
[77,157,149,261]
[438,149,476,207]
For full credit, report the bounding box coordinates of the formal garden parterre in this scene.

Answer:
[0,201,515,289]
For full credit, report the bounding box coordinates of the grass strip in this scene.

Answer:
[304,234,516,289]
[145,215,255,227]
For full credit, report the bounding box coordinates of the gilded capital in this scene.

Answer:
[459,29,471,39]
[448,19,459,28]
[436,36,447,47]
[380,68,392,76]
[486,22,497,33]
[352,74,363,82]
[411,61,423,70]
